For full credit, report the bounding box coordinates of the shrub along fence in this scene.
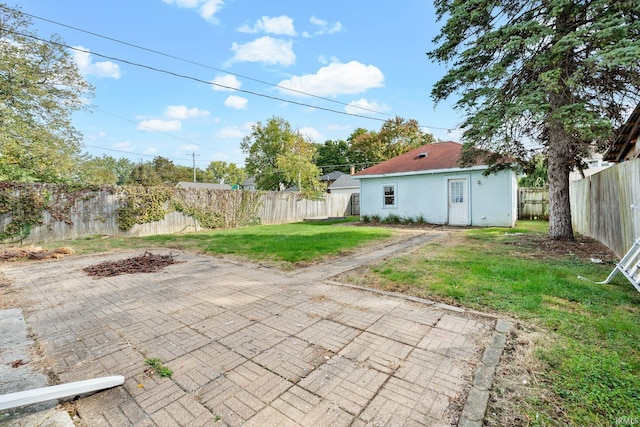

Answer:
[570,158,640,258]
[0,183,353,245]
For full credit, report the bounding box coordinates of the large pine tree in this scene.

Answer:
[429,0,640,239]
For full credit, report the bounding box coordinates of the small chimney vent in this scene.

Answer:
[417,152,428,158]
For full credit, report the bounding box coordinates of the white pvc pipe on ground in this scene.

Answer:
[0,375,125,410]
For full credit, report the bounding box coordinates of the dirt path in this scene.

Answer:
[289,229,449,281]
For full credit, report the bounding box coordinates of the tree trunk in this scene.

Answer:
[547,122,574,240]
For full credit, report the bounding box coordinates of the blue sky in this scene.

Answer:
[13,0,463,169]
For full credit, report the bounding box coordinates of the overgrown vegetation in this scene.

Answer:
[345,221,640,425]
[116,187,174,231]
[0,187,48,241]
[172,187,261,229]
[144,357,173,378]
[0,183,263,238]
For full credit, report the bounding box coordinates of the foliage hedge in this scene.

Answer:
[0,183,262,241]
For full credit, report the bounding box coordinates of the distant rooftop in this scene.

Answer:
[328,174,359,190]
[176,182,232,190]
[319,171,346,181]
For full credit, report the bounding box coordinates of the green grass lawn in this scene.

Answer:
[52,217,394,268]
[344,220,640,426]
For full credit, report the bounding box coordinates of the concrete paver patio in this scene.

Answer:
[0,232,506,426]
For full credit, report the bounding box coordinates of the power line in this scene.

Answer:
[1,4,459,132]
[1,4,393,118]
[84,144,210,164]
[8,28,393,124]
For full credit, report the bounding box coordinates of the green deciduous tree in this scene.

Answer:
[518,154,548,188]
[378,116,435,158]
[348,117,434,168]
[0,4,94,183]
[429,0,640,239]
[129,163,162,186]
[78,155,135,185]
[128,157,192,186]
[314,140,351,174]
[241,116,323,197]
[206,161,246,187]
[241,116,296,191]
[277,134,323,199]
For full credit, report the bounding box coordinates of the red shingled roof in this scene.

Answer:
[355,141,486,176]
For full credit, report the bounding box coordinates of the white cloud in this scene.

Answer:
[277,61,384,97]
[143,147,158,155]
[178,144,199,151]
[310,16,327,26]
[216,125,244,138]
[328,22,343,34]
[73,46,121,79]
[224,95,248,109]
[162,0,199,7]
[309,16,343,35]
[199,0,223,23]
[211,74,242,91]
[345,98,390,115]
[230,36,295,66]
[161,0,223,24]
[238,16,296,36]
[164,105,210,119]
[298,127,323,142]
[136,119,182,132]
[112,141,133,151]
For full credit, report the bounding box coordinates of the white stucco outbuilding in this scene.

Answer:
[354,141,517,227]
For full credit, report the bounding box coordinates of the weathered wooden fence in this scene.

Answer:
[257,192,352,224]
[350,193,360,216]
[518,187,549,219]
[0,185,353,245]
[570,159,640,257]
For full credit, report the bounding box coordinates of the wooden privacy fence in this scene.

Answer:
[570,159,640,258]
[518,187,549,219]
[0,184,353,245]
[256,192,352,225]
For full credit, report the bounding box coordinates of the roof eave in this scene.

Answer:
[355,165,490,179]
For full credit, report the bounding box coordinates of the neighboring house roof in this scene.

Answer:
[242,176,256,186]
[328,174,360,190]
[569,154,613,182]
[355,141,486,177]
[176,182,231,190]
[604,102,640,162]
[319,171,346,182]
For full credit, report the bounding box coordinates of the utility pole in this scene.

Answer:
[192,152,199,182]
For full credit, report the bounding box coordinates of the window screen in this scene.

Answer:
[383,185,395,206]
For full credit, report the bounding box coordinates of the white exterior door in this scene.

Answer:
[448,178,469,225]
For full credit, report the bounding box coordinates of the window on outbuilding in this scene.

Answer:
[383,184,396,207]
[449,180,464,203]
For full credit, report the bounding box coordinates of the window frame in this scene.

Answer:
[382,183,397,208]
